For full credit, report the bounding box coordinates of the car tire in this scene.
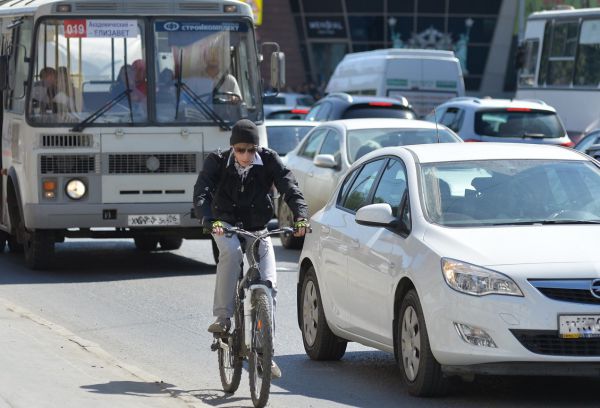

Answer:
[300,267,347,360]
[134,237,158,251]
[278,202,303,249]
[159,237,183,251]
[398,289,448,397]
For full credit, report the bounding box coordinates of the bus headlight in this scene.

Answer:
[65,179,86,200]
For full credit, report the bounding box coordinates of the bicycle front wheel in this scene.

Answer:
[218,297,243,393]
[248,290,273,408]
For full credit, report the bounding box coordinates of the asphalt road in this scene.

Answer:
[0,238,598,407]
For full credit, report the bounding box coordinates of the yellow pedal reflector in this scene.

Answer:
[257,320,263,330]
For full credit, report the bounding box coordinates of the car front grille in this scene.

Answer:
[511,329,600,356]
[529,279,600,305]
[108,153,197,174]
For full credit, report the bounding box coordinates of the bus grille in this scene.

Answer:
[41,134,93,148]
[108,153,197,174]
[40,155,97,174]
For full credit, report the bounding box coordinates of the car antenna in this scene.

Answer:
[433,106,440,143]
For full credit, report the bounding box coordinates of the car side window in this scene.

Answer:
[371,159,407,217]
[319,130,342,164]
[341,159,385,212]
[440,107,464,132]
[305,104,321,121]
[315,102,333,121]
[299,129,327,159]
[578,131,600,152]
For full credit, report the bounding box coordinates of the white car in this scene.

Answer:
[265,120,318,157]
[424,97,574,146]
[298,143,600,397]
[278,118,462,248]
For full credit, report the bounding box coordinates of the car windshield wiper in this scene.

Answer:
[520,132,546,139]
[71,88,134,132]
[490,219,600,226]
[173,49,230,131]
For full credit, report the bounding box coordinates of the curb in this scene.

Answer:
[0,296,207,408]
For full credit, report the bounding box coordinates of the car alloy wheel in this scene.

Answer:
[401,305,420,381]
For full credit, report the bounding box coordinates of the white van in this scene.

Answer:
[325,49,465,117]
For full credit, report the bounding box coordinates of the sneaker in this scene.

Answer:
[207,317,231,333]
[271,360,282,379]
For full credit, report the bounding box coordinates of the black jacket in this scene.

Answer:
[193,147,308,230]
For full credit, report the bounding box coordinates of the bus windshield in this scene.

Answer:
[28,18,260,127]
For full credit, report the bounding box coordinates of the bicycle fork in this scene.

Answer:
[244,284,274,350]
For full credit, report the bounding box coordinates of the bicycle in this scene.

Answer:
[210,225,296,408]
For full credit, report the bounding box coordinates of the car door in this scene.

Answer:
[284,128,328,206]
[334,158,387,329]
[345,158,410,346]
[306,128,343,213]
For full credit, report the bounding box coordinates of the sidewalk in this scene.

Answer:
[0,298,205,408]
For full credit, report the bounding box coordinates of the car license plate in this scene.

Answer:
[558,314,600,339]
[128,214,180,226]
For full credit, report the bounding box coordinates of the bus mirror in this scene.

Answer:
[270,51,285,91]
[0,55,8,90]
[515,44,526,70]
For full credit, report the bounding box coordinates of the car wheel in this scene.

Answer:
[300,267,347,360]
[398,289,448,397]
[159,237,183,251]
[278,202,304,249]
[134,237,158,251]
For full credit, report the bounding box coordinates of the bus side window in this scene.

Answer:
[7,18,32,113]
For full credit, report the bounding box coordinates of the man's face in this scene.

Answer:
[232,143,257,167]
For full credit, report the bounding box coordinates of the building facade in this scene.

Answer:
[257,0,522,97]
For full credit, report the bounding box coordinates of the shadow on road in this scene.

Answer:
[0,240,216,285]
[81,380,176,397]
[270,351,600,408]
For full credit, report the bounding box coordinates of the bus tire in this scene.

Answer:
[159,237,183,251]
[24,230,55,270]
[134,237,158,251]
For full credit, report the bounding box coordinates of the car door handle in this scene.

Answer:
[321,225,330,234]
[349,238,359,248]
[307,171,314,177]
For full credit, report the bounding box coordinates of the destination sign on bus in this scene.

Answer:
[155,21,247,32]
[64,19,139,38]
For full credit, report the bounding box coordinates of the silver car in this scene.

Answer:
[278,118,462,248]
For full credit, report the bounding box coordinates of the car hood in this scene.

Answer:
[422,224,600,268]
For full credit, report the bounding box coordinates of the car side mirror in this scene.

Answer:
[355,203,397,227]
[313,154,337,169]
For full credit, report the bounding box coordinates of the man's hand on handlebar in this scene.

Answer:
[293,218,309,237]
[211,220,225,236]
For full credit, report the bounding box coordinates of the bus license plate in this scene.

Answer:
[558,314,600,339]
[128,214,180,226]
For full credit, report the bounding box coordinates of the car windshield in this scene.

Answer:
[347,127,459,163]
[474,109,565,138]
[266,125,314,156]
[421,159,600,227]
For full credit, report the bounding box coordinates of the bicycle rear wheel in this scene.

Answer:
[248,290,273,408]
[218,296,243,393]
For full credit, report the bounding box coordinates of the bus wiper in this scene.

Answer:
[173,49,230,131]
[71,88,133,132]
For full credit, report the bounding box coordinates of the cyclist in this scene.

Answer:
[193,119,308,377]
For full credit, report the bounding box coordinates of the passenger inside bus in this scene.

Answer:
[54,66,77,114]
[31,67,57,114]
[110,64,147,119]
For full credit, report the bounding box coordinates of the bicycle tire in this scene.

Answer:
[218,294,243,393]
[248,290,273,408]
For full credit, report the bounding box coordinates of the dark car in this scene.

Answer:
[305,93,416,122]
[574,129,600,160]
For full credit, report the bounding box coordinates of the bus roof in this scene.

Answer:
[0,0,252,17]
[528,7,600,21]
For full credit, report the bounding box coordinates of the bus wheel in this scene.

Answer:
[159,237,183,251]
[24,230,55,270]
[0,230,7,253]
[134,237,158,251]
[7,235,23,253]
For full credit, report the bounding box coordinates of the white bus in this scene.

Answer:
[0,0,284,269]
[516,7,600,140]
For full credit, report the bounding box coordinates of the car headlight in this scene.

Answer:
[65,179,86,200]
[441,258,523,297]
